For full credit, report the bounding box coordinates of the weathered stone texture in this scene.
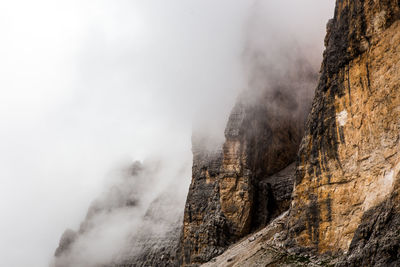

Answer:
[53,1,400,265]
[336,188,400,266]
[181,58,317,265]
[180,136,230,266]
[288,0,400,257]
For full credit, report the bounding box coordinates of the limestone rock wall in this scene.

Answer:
[181,58,317,265]
[51,1,400,265]
[180,136,229,266]
[288,0,400,256]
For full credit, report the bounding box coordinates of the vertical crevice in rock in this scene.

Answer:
[180,55,318,265]
[288,0,400,257]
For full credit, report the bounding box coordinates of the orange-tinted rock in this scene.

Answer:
[288,0,400,257]
[180,56,318,265]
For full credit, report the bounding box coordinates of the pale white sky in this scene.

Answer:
[0,1,334,266]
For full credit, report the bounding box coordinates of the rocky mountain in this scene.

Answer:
[288,0,400,264]
[180,57,317,266]
[199,0,400,266]
[54,0,400,266]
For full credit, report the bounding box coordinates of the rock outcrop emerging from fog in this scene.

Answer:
[287,0,400,264]
[190,1,400,266]
[180,57,317,265]
[53,162,185,267]
[113,194,182,267]
[55,1,400,266]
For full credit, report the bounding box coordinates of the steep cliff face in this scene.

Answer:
[202,1,400,265]
[54,1,400,265]
[288,0,400,260]
[180,136,228,265]
[180,56,318,265]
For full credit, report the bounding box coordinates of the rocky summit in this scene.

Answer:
[54,0,400,266]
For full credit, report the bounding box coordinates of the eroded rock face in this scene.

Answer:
[336,187,400,266]
[181,56,317,265]
[53,1,400,266]
[180,135,229,266]
[288,0,400,256]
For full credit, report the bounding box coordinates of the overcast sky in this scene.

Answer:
[0,1,334,267]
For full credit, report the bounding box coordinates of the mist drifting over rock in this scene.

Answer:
[9,1,400,267]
